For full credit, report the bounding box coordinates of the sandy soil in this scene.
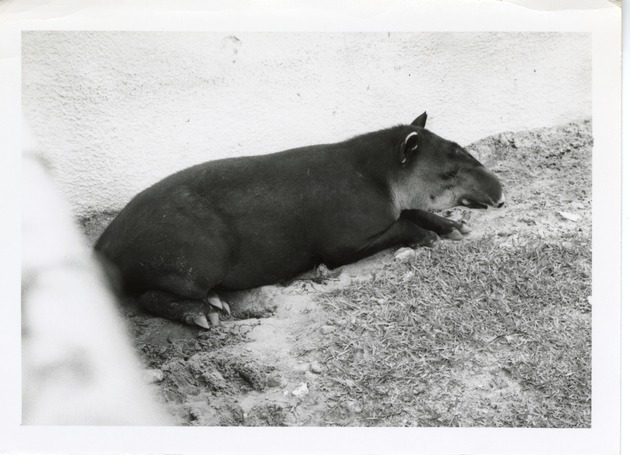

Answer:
[82,119,592,426]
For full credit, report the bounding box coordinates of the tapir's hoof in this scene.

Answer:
[208,312,220,327]
[209,295,231,317]
[185,310,225,330]
[443,221,472,240]
[413,231,439,248]
[183,295,232,329]
[187,314,210,329]
[459,222,473,234]
[427,231,441,247]
[445,229,464,240]
[221,301,231,316]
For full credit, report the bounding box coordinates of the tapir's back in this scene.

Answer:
[95,141,395,292]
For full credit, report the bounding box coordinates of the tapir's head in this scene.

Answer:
[392,112,504,211]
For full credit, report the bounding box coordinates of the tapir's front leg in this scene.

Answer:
[400,209,472,240]
[325,218,439,268]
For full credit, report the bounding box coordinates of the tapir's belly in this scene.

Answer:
[217,236,317,290]
[214,205,384,290]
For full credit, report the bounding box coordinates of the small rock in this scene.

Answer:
[402,271,414,281]
[320,325,335,335]
[282,414,298,426]
[291,382,309,398]
[294,363,310,373]
[374,385,389,395]
[333,318,348,326]
[518,218,537,226]
[266,376,283,388]
[142,368,164,383]
[394,247,415,262]
[310,361,323,374]
[200,370,228,390]
[344,400,362,413]
[316,263,332,276]
[498,132,515,147]
[337,272,352,287]
[375,298,386,305]
[558,211,581,222]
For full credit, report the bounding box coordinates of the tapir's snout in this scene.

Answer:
[460,197,505,209]
[459,166,505,209]
[494,192,506,208]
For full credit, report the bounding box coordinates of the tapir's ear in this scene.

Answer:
[411,112,428,128]
[399,131,419,167]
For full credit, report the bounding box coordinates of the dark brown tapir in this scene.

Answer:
[95,113,504,329]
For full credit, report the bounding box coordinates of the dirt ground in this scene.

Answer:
[82,119,592,427]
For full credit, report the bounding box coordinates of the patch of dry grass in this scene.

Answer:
[318,235,591,427]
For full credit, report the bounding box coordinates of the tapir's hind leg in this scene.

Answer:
[138,289,230,329]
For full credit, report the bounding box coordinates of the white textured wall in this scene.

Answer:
[22,32,591,218]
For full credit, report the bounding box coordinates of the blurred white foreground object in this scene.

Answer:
[21,121,172,425]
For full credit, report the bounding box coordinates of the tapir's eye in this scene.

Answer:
[441,169,459,180]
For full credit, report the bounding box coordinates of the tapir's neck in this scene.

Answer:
[341,125,410,213]
[343,125,405,172]
[390,182,429,213]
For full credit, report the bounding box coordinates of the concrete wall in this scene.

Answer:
[22,32,591,218]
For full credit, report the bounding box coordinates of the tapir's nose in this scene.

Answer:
[494,192,506,208]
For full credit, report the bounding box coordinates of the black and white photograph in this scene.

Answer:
[1,1,623,454]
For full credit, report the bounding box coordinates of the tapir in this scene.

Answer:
[95,113,504,329]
